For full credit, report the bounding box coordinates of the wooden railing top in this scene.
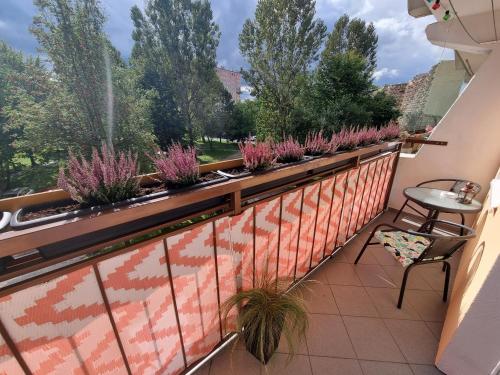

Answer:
[0,142,400,256]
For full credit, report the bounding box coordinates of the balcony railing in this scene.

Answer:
[0,142,400,374]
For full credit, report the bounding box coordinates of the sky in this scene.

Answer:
[0,0,453,87]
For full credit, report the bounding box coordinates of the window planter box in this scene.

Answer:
[217,156,314,179]
[10,172,228,230]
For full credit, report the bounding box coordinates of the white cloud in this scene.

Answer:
[0,20,7,29]
[373,67,399,81]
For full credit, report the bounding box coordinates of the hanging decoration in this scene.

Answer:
[443,10,451,21]
[432,0,441,10]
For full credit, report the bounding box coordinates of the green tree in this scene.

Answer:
[131,0,221,146]
[367,90,401,127]
[227,100,259,141]
[31,0,155,154]
[324,14,378,74]
[239,0,326,139]
[312,51,374,130]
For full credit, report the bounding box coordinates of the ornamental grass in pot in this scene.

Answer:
[221,273,308,364]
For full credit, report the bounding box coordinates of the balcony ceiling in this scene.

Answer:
[409,0,500,74]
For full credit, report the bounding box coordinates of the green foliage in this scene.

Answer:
[239,0,326,139]
[312,51,374,131]
[324,14,378,74]
[221,271,308,363]
[227,100,259,141]
[367,90,401,126]
[131,0,222,145]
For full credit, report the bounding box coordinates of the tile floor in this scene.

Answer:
[196,211,458,374]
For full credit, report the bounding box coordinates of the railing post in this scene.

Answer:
[230,191,241,216]
[384,144,402,210]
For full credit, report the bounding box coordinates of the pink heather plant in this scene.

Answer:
[357,126,382,146]
[274,136,305,163]
[58,143,140,206]
[239,141,275,171]
[334,128,361,151]
[379,122,400,140]
[148,143,200,188]
[304,130,331,156]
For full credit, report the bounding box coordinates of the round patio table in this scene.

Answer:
[403,187,482,233]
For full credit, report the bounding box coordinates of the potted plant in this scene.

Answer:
[378,121,400,141]
[304,130,331,157]
[217,141,276,179]
[11,143,228,230]
[221,274,308,364]
[147,143,227,191]
[334,127,361,152]
[357,126,382,147]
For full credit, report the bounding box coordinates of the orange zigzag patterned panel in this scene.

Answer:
[360,161,376,227]
[0,335,24,375]
[378,153,397,212]
[166,223,220,366]
[325,172,347,252]
[337,168,360,246]
[348,164,368,238]
[296,183,320,277]
[254,197,281,282]
[374,156,391,215]
[365,159,383,223]
[97,241,185,375]
[278,190,302,281]
[311,177,335,267]
[214,209,254,292]
[0,266,127,374]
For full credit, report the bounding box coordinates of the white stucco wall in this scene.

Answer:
[389,46,500,219]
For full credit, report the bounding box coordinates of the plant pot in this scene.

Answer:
[217,156,314,179]
[0,212,11,232]
[243,316,284,364]
[10,174,228,230]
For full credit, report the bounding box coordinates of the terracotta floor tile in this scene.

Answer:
[410,364,445,375]
[370,245,401,266]
[405,290,448,322]
[306,314,356,358]
[414,266,451,292]
[342,316,405,362]
[382,266,433,291]
[209,347,262,375]
[354,264,395,288]
[342,243,379,265]
[301,281,339,315]
[277,332,308,355]
[264,354,312,375]
[195,362,211,375]
[384,319,438,365]
[331,251,349,263]
[425,322,443,340]
[359,360,413,375]
[309,357,363,375]
[323,262,363,286]
[364,287,421,320]
[331,285,378,317]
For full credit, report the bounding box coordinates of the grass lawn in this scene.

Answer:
[196,139,240,164]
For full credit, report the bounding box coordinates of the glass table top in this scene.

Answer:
[404,187,482,213]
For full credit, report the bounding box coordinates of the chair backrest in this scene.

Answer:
[410,220,476,262]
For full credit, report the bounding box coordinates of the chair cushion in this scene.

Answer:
[375,230,430,267]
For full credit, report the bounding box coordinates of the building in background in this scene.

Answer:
[383,60,466,131]
[216,67,241,103]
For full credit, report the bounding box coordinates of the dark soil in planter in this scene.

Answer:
[12,172,227,229]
